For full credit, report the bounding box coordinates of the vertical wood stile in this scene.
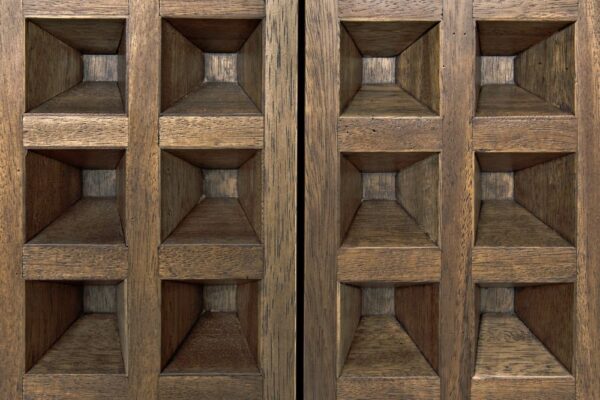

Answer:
[305,0,339,398]
[127,0,161,398]
[576,0,600,397]
[441,0,476,399]
[263,0,298,398]
[0,0,25,398]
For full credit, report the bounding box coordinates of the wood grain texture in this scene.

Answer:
[24,375,128,400]
[343,151,433,173]
[515,25,575,113]
[337,247,441,283]
[0,0,25,396]
[23,0,128,16]
[237,22,263,112]
[474,313,571,377]
[342,21,437,57]
[262,0,298,395]
[362,57,395,84]
[477,152,570,172]
[515,284,573,372]
[480,56,514,85]
[343,85,436,117]
[160,0,266,19]
[476,200,572,247]
[204,53,237,83]
[477,21,572,56]
[26,281,82,371]
[473,247,576,284]
[28,198,124,244]
[238,152,263,241]
[26,151,81,241]
[471,376,575,400]
[339,24,362,114]
[362,173,395,200]
[28,314,125,374]
[127,0,161,398]
[337,377,440,399]
[397,154,439,243]
[343,200,436,247]
[575,0,600,397]
[305,0,338,395]
[162,83,261,116]
[440,0,476,398]
[337,284,361,376]
[84,285,117,313]
[477,85,568,116]
[23,245,128,281]
[341,315,437,377]
[473,0,578,20]
[159,244,264,280]
[396,25,440,113]
[158,376,262,400]
[338,0,442,20]
[83,55,119,82]
[514,154,576,245]
[31,149,124,169]
[362,287,394,315]
[29,82,125,114]
[340,156,362,242]
[161,20,204,112]
[24,115,128,148]
[31,19,125,54]
[480,172,513,200]
[395,284,439,371]
[202,169,238,198]
[165,149,256,169]
[160,116,264,148]
[338,116,442,152]
[480,287,513,312]
[161,281,202,370]
[26,21,82,112]
[163,312,260,374]
[160,151,203,241]
[165,19,261,53]
[236,281,259,364]
[473,116,577,152]
[117,281,127,372]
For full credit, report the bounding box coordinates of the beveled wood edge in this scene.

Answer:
[159,116,264,149]
[473,115,577,152]
[472,247,576,284]
[338,116,442,152]
[159,1,265,19]
[22,244,129,281]
[158,244,264,280]
[23,373,128,398]
[23,2,129,17]
[23,114,129,149]
[471,375,575,399]
[338,0,442,21]
[337,376,441,399]
[337,247,441,283]
[473,1,578,21]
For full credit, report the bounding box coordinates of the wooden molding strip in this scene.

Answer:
[473,247,576,284]
[337,247,441,283]
[23,374,128,399]
[159,375,263,399]
[23,245,128,281]
[473,0,578,20]
[337,377,441,399]
[471,376,575,399]
[159,244,264,280]
[338,117,442,152]
[160,116,263,149]
[338,0,442,20]
[160,0,265,19]
[473,116,577,152]
[24,115,128,148]
[23,0,129,16]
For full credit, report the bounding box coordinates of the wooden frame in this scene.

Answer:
[0,0,296,398]
[305,1,600,399]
